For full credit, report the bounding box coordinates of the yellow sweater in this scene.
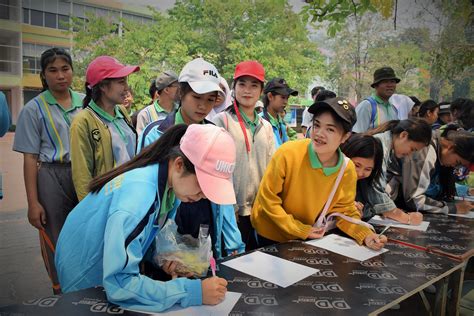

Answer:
[251,139,373,245]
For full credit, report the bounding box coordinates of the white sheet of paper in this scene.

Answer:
[305,234,388,261]
[122,292,242,315]
[221,251,319,288]
[368,215,430,231]
[448,211,474,219]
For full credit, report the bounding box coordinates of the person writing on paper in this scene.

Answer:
[364,119,432,225]
[137,58,245,260]
[55,124,232,312]
[341,134,384,220]
[251,97,387,250]
[398,124,474,214]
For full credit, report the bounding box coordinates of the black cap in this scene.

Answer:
[438,103,451,115]
[371,67,400,88]
[264,78,298,96]
[308,97,357,128]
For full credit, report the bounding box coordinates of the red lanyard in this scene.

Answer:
[233,100,251,153]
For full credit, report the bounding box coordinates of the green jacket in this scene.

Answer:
[70,105,134,201]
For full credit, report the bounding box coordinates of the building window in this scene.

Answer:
[23,8,29,23]
[30,9,43,26]
[22,56,37,74]
[22,43,69,74]
[44,12,57,29]
[0,1,9,20]
[58,14,69,30]
[23,89,42,105]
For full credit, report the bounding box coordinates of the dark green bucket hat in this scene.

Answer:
[371,67,400,88]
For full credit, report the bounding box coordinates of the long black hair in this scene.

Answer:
[40,47,73,92]
[89,124,194,193]
[341,134,384,185]
[366,118,432,146]
[418,99,439,118]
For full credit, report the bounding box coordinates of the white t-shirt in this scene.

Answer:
[390,94,415,120]
[301,107,313,128]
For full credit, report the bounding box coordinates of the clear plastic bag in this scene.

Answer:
[154,219,212,277]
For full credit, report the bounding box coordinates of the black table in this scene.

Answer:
[379,213,474,316]
[0,239,463,315]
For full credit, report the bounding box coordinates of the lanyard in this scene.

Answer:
[233,100,251,153]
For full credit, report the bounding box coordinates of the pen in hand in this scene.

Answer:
[210,256,216,277]
[378,225,390,238]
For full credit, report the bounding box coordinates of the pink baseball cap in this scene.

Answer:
[233,60,265,82]
[180,124,236,205]
[86,56,140,88]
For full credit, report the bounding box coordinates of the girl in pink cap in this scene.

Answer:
[212,60,275,250]
[70,56,140,201]
[56,124,236,312]
[137,58,245,263]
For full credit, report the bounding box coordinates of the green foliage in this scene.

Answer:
[302,0,394,37]
[70,0,326,111]
[328,13,431,102]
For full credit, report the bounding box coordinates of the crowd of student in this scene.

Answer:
[11,47,474,312]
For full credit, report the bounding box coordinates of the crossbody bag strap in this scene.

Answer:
[314,156,349,228]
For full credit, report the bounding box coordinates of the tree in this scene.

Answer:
[305,0,473,100]
[328,13,431,103]
[69,0,327,111]
[70,10,194,109]
[301,0,395,37]
[167,0,326,93]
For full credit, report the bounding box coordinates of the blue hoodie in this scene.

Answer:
[0,92,11,137]
[137,112,245,258]
[259,109,289,149]
[55,163,203,313]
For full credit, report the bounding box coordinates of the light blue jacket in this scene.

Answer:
[259,110,289,149]
[0,92,11,137]
[55,163,203,313]
[137,121,245,258]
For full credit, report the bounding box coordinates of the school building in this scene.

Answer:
[0,0,156,125]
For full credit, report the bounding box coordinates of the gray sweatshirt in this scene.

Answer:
[213,111,275,216]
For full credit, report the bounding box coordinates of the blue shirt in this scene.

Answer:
[0,92,11,137]
[55,163,203,313]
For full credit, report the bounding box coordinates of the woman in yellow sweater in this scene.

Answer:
[251,97,387,250]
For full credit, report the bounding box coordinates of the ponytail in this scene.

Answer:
[82,79,112,108]
[365,118,432,146]
[89,124,194,193]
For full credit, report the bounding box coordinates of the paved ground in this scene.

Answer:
[0,133,51,307]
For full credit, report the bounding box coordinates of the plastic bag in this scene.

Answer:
[154,219,212,277]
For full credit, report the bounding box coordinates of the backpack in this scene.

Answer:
[367,96,398,129]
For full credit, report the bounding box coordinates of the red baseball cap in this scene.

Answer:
[233,60,265,82]
[86,56,140,88]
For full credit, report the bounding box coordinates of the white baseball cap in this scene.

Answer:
[178,58,224,95]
